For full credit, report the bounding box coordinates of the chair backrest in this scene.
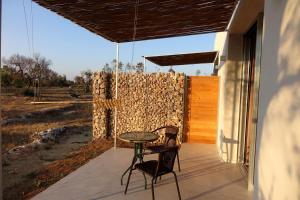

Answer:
[158,146,178,173]
[165,126,179,147]
[152,125,179,146]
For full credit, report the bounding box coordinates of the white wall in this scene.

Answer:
[213,0,264,164]
[254,0,300,199]
[214,33,243,163]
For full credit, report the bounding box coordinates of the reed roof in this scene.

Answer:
[33,0,237,42]
[145,51,218,66]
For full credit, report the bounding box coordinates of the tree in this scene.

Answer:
[81,70,93,93]
[74,75,84,85]
[2,53,72,88]
[2,54,34,87]
[31,54,52,82]
[125,62,134,72]
[111,59,123,72]
[102,63,113,73]
[2,54,33,76]
[73,70,93,93]
[168,67,175,73]
[196,69,202,76]
[0,66,13,87]
[135,62,144,73]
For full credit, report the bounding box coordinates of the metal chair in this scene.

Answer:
[124,146,181,200]
[145,125,181,172]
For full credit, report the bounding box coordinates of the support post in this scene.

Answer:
[114,43,119,149]
[0,0,3,198]
[143,56,146,73]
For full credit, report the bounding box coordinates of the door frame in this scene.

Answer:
[238,13,263,191]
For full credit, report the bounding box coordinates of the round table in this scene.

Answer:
[119,131,159,185]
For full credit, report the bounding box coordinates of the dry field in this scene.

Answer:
[1,87,128,200]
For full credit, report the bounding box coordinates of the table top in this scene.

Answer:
[119,131,159,143]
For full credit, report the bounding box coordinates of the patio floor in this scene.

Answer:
[32,144,252,200]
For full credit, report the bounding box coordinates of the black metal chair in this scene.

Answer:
[124,146,181,200]
[145,125,181,172]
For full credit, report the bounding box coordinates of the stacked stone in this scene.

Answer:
[92,72,109,138]
[92,72,185,141]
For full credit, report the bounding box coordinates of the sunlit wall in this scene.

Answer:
[254,0,300,199]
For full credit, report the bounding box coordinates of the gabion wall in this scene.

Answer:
[92,72,185,141]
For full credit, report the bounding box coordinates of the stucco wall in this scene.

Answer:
[214,33,244,163]
[254,0,300,199]
[92,72,185,141]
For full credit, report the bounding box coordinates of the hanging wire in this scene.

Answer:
[22,0,32,56]
[130,0,140,66]
[30,0,34,57]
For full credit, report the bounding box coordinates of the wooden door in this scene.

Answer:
[185,76,219,143]
[244,25,257,170]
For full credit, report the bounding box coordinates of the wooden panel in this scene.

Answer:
[185,76,219,144]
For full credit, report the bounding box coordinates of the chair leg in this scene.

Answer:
[143,172,147,189]
[154,175,162,184]
[151,177,156,200]
[121,165,131,185]
[176,152,181,172]
[172,171,181,200]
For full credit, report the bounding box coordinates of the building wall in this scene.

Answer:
[254,0,300,199]
[92,72,185,141]
[215,0,300,198]
[214,33,244,163]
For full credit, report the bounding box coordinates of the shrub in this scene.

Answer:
[21,88,34,97]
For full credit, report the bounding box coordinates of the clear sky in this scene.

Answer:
[2,0,216,80]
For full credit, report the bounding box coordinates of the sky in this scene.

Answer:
[2,0,216,80]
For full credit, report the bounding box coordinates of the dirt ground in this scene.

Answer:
[1,89,125,200]
[1,90,92,152]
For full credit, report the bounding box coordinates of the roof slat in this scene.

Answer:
[145,52,218,66]
[33,0,237,42]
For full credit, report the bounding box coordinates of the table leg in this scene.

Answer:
[121,143,144,186]
[124,155,137,194]
[121,154,137,185]
[135,143,144,162]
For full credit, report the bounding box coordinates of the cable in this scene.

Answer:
[130,0,139,66]
[22,0,32,56]
[30,0,34,57]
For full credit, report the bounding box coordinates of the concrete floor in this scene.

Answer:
[32,144,252,200]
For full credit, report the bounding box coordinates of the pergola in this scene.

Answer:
[145,51,218,65]
[144,51,219,74]
[32,0,237,43]
[31,0,238,147]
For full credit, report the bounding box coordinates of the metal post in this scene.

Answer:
[114,43,119,149]
[143,56,146,73]
[0,0,3,198]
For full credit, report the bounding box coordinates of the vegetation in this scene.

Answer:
[1,54,73,88]
[196,69,202,76]
[1,53,145,200]
[2,54,145,97]
[74,70,93,93]
[101,59,144,73]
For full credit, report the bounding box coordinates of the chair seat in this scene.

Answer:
[135,160,172,177]
[145,145,166,153]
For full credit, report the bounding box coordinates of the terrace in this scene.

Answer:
[32,144,251,200]
[3,0,300,199]
[26,0,252,199]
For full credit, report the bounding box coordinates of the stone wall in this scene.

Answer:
[92,72,185,142]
